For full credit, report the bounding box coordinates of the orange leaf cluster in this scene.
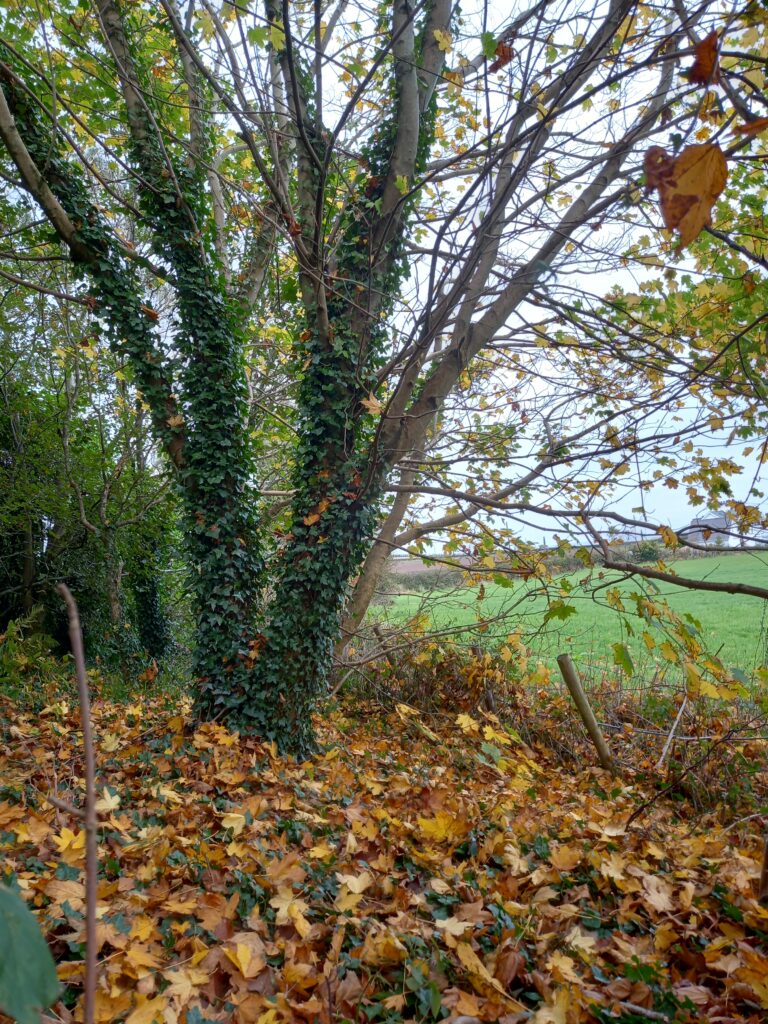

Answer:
[644,142,728,250]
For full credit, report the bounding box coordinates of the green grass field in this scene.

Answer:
[370,552,768,678]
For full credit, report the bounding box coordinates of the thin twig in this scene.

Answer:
[626,723,741,827]
[45,792,87,820]
[619,1000,673,1021]
[57,584,96,1024]
[655,694,688,772]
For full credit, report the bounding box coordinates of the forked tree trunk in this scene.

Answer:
[336,465,417,657]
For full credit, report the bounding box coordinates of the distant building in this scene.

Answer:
[679,512,731,547]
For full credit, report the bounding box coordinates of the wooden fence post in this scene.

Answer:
[557,654,618,775]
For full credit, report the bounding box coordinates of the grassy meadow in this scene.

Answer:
[370,551,768,679]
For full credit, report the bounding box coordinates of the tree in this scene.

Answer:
[0,266,176,665]
[2,0,767,751]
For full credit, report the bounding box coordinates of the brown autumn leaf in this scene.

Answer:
[361,392,383,415]
[489,40,515,73]
[733,116,768,137]
[643,146,675,192]
[645,143,727,250]
[687,30,721,86]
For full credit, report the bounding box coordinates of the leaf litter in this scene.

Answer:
[1,693,767,1024]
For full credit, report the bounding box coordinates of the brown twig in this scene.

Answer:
[655,694,689,772]
[57,584,96,1024]
[626,722,741,827]
[45,792,87,820]
[618,1001,673,1021]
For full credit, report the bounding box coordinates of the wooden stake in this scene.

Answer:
[557,654,617,775]
[58,584,96,1024]
[759,836,768,905]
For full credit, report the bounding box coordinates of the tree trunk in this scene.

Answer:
[21,517,35,614]
[336,465,417,656]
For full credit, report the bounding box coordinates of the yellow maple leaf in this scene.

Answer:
[684,660,703,695]
[482,724,512,747]
[435,915,472,937]
[270,887,311,936]
[657,525,679,548]
[455,713,480,734]
[429,878,452,894]
[129,916,156,942]
[162,896,198,914]
[125,994,166,1024]
[335,888,364,912]
[433,28,452,52]
[224,943,254,978]
[566,925,597,957]
[456,941,524,1005]
[308,839,335,860]
[224,932,267,978]
[52,827,85,854]
[95,787,121,814]
[220,811,246,835]
[124,946,163,978]
[444,68,463,95]
[548,844,582,872]
[417,811,471,844]
[101,731,121,752]
[642,873,674,913]
[531,987,570,1024]
[547,950,581,983]
[360,926,407,965]
[335,871,373,894]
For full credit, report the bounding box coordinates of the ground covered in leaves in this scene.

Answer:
[2,693,768,1024]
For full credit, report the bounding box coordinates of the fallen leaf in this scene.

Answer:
[125,994,167,1024]
[417,811,471,844]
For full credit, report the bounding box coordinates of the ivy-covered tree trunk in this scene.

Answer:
[235,340,391,747]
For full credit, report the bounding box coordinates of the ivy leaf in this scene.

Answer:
[0,886,59,1024]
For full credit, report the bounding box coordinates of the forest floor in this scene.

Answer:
[1,690,768,1024]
